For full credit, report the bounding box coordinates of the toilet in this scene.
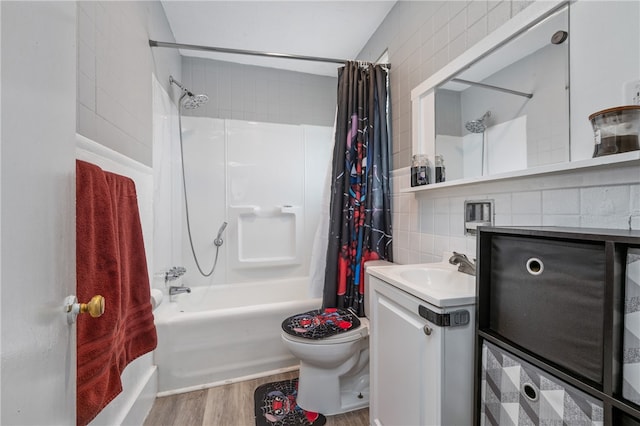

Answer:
[280,260,391,416]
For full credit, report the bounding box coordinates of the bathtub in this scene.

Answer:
[153,277,321,395]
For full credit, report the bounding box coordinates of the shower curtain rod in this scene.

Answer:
[149,40,390,68]
[451,78,533,99]
[150,39,348,65]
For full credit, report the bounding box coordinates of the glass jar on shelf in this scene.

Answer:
[411,154,430,187]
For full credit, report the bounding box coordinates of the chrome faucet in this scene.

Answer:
[169,285,191,296]
[449,252,476,276]
[165,266,186,283]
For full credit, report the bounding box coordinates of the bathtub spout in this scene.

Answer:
[169,285,191,296]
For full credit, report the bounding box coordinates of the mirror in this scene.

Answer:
[434,5,569,182]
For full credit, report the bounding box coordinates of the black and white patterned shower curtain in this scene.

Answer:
[322,61,393,316]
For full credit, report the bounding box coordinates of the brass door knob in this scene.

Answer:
[80,295,105,318]
[64,295,106,324]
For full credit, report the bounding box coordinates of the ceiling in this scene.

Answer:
[160,1,396,77]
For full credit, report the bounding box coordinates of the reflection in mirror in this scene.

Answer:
[435,5,569,181]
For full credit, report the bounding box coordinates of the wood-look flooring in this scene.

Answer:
[143,370,369,426]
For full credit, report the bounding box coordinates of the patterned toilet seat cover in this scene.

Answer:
[281,308,361,340]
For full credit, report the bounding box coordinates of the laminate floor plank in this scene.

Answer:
[144,370,369,426]
[144,389,208,426]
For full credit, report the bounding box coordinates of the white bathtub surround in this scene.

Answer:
[176,116,333,286]
[154,278,321,395]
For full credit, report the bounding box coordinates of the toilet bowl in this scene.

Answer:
[281,316,370,415]
[280,260,391,415]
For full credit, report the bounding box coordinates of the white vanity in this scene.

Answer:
[366,261,476,426]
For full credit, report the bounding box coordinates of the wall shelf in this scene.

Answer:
[400,150,640,193]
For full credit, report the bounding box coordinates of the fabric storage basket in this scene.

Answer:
[480,341,603,425]
[488,235,606,384]
[624,248,640,406]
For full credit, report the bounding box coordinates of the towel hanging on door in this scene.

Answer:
[75,160,157,426]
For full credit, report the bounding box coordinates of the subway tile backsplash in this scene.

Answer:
[391,165,639,264]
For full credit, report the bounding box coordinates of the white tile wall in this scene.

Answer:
[360,0,639,264]
[180,57,337,127]
[392,163,639,264]
[76,1,181,166]
[358,0,539,170]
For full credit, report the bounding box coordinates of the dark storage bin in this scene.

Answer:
[480,341,603,425]
[488,235,606,384]
[618,412,640,426]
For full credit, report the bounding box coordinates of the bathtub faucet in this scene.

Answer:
[449,252,476,276]
[169,285,191,296]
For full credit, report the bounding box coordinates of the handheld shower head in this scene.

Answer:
[214,221,228,247]
[465,111,491,133]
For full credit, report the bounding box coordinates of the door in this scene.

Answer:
[1,2,77,424]
[369,276,442,426]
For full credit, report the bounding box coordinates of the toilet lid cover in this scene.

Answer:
[281,308,361,340]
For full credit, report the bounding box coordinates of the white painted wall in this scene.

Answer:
[1,2,77,424]
[2,2,182,424]
[569,1,640,161]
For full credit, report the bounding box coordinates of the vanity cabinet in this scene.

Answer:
[367,271,475,426]
[475,226,640,425]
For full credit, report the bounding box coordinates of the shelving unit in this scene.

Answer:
[474,226,640,425]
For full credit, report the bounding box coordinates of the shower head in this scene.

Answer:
[465,111,491,133]
[169,75,209,110]
[181,93,209,110]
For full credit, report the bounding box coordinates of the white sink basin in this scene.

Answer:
[367,262,476,307]
[399,267,474,293]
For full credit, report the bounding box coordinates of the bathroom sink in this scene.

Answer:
[366,261,476,307]
[399,267,473,293]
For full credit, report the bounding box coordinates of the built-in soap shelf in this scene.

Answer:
[228,204,303,269]
[400,150,640,193]
[464,200,493,236]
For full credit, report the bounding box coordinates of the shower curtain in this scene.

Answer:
[322,61,393,316]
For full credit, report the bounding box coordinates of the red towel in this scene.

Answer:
[76,160,157,426]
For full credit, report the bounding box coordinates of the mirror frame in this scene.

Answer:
[410,0,570,186]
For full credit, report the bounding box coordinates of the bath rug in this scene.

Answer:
[281,308,360,340]
[254,378,326,426]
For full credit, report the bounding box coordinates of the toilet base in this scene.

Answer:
[295,349,370,415]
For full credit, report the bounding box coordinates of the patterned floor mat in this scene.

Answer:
[254,378,326,426]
